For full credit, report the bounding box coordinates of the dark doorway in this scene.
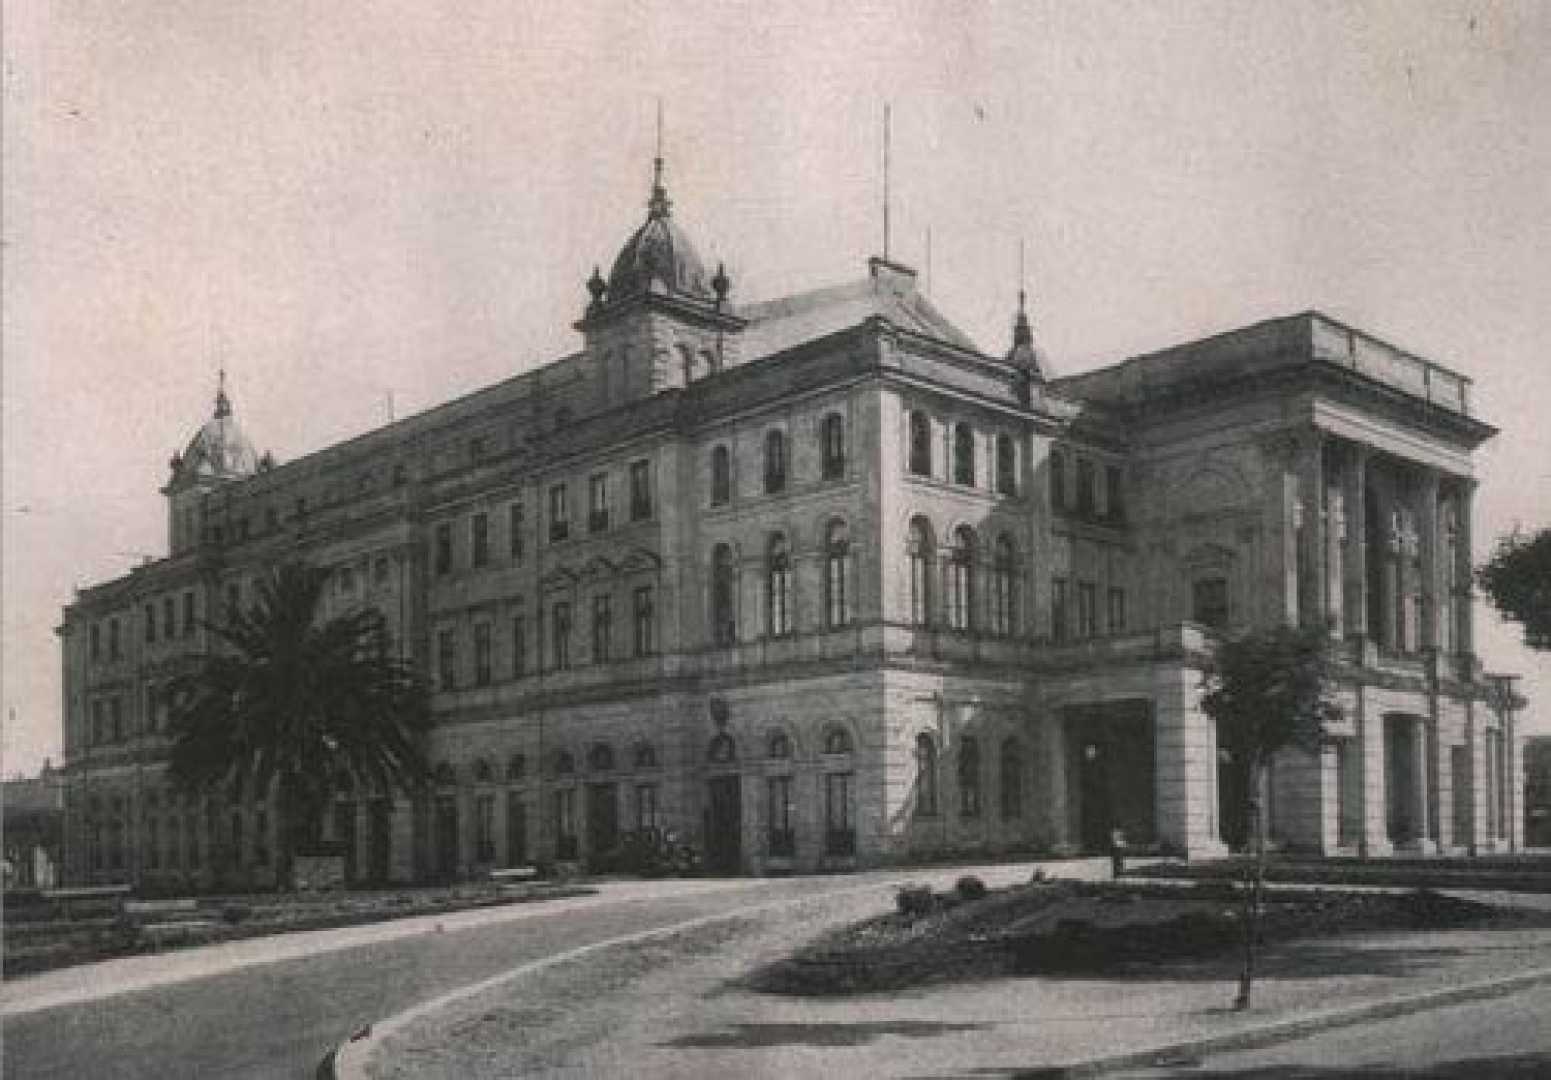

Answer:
[333,801,357,883]
[434,794,458,879]
[586,783,619,860]
[1385,715,1418,843]
[704,775,742,874]
[367,799,391,882]
[1218,748,1250,850]
[1067,702,1155,852]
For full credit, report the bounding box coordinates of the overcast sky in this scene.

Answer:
[5,1,1549,775]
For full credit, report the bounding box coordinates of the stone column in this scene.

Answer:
[1297,434,1327,631]
[1378,476,1400,652]
[1417,469,1441,650]
[1408,717,1434,853]
[1456,481,1478,659]
[1343,445,1369,639]
[1152,668,1228,859]
[1324,444,1345,639]
[1356,688,1392,855]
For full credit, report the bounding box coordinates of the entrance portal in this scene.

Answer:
[586,783,619,859]
[1066,702,1155,852]
[434,795,458,879]
[1384,715,1420,844]
[704,775,742,874]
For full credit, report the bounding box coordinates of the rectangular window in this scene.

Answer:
[551,601,571,670]
[226,582,240,619]
[253,809,269,866]
[591,594,612,663]
[109,618,121,661]
[1076,457,1097,516]
[1077,581,1097,639]
[629,459,652,520]
[437,628,457,691]
[374,556,390,586]
[506,792,527,865]
[474,623,492,686]
[825,772,855,856]
[588,473,609,533]
[471,513,490,568]
[144,604,156,644]
[553,788,577,860]
[90,624,102,661]
[632,586,654,657]
[163,597,175,641]
[183,591,196,637]
[91,699,105,746]
[1106,464,1125,521]
[512,607,527,679]
[145,685,158,735]
[435,522,453,575]
[508,502,525,564]
[1049,449,1067,510]
[1107,586,1127,635]
[768,775,795,856]
[548,484,569,542]
[635,783,659,833]
[1051,577,1069,644]
[475,793,495,863]
[110,697,123,742]
[145,816,160,870]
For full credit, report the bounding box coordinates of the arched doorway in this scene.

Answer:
[704,730,741,874]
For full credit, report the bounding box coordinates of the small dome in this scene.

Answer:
[175,380,259,484]
[604,164,714,302]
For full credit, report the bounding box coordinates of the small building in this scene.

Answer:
[56,154,1528,887]
[3,761,64,890]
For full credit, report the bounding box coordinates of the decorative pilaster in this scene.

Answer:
[1343,444,1369,639]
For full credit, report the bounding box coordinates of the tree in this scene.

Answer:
[167,561,432,887]
[1199,624,1339,1011]
[1478,526,1551,651]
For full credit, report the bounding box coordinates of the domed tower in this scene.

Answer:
[577,152,745,401]
[161,374,262,556]
[1006,286,1054,383]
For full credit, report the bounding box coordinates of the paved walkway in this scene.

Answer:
[357,883,1551,1079]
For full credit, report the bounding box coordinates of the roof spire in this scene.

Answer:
[648,98,671,219]
[214,367,232,418]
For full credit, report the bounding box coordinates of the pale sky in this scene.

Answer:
[4,1,1549,776]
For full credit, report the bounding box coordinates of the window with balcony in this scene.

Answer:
[947,526,975,632]
[991,535,1017,637]
[825,520,850,628]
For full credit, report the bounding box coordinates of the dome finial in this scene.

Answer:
[214,367,232,418]
[648,98,671,219]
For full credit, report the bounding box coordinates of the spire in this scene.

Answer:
[1013,286,1033,348]
[214,368,231,418]
[1007,240,1051,381]
[648,98,671,219]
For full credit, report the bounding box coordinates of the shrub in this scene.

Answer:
[896,884,936,918]
[954,875,988,902]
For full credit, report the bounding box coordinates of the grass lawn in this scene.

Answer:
[746,876,1548,997]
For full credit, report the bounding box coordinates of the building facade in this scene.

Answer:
[57,163,1527,888]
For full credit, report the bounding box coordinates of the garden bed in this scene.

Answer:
[746,875,1543,997]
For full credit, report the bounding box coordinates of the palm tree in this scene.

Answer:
[166,561,432,887]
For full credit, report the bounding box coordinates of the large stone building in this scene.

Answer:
[56,160,1527,888]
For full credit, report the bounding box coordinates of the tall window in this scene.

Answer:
[959,736,982,817]
[764,430,787,494]
[551,601,572,670]
[435,523,453,575]
[712,544,737,646]
[767,534,792,637]
[953,423,975,486]
[821,413,846,480]
[474,794,495,862]
[1107,586,1127,635]
[633,585,654,656]
[1077,581,1098,639]
[996,434,1017,495]
[629,459,652,520]
[437,628,457,691]
[1049,448,1067,510]
[508,502,525,564]
[109,618,121,661]
[553,788,577,860]
[591,593,612,663]
[144,604,156,644]
[768,775,795,856]
[908,411,932,476]
[825,520,851,628]
[825,772,855,855]
[1106,464,1125,521]
[908,517,934,626]
[1051,577,1069,643]
[948,526,975,631]
[90,623,101,661]
[163,597,175,641]
[471,513,489,568]
[110,697,123,741]
[710,445,731,506]
[588,473,609,533]
[474,623,492,686]
[506,792,526,865]
[1193,577,1229,630]
[991,535,1017,637]
[1076,457,1097,516]
[548,484,569,542]
[915,733,939,816]
[511,605,527,678]
[1443,504,1460,653]
[1000,737,1023,819]
[636,783,659,832]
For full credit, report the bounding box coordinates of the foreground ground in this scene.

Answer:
[364,883,1551,1079]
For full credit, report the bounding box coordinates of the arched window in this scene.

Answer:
[953,424,975,486]
[708,732,737,764]
[634,742,658,769]
[948,526,976,632]
[506,753,526,782]
[996,434,1017,495]
[915,733,939,816]
[908,411,932,476]
[992,535,1017,638]
[959,736,981,817]
[767,730,792,759]
[712,544,736,646]
[999,737,1024,819]
[764,429,787,494]
[767,534,792,636]
[821,413,846,480]
[908,517,934,627]
[710,446,731,507]
[587,743,615,772]
[552,750,576,776]
[825,520,851,628]
[473,758,494,784]
[433,762,456,787]
[824,727,853,755]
